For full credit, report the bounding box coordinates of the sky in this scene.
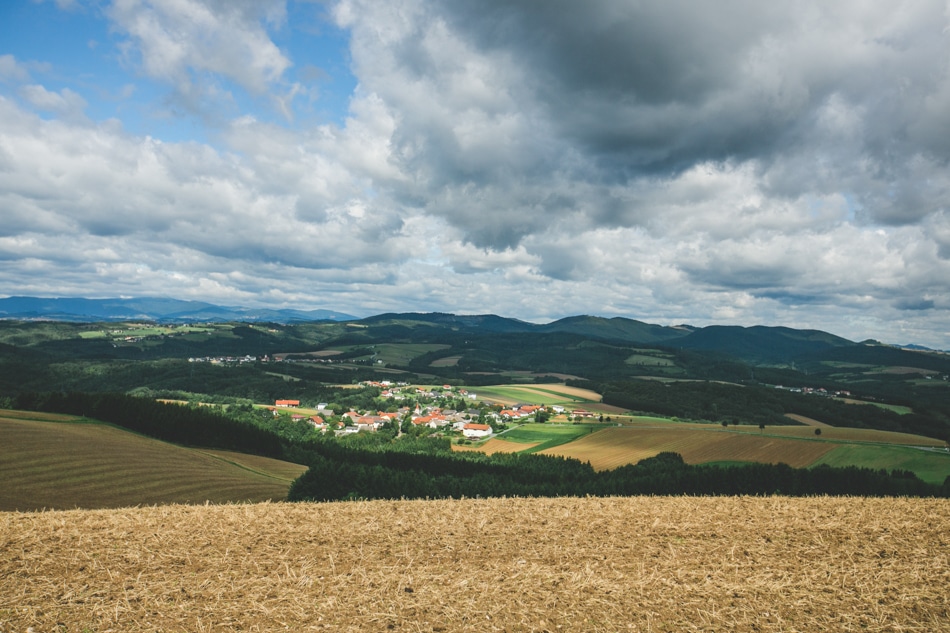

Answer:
[1,0,949,348]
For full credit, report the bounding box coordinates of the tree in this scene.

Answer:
[759,423,765,434]
[814,428,822,436]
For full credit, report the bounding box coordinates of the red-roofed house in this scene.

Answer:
[275,399,300,408]
[462,423,492,438]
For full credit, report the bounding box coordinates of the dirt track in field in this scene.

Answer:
[2,497,948,632]
[452,438,541,454]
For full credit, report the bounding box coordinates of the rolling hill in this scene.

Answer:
[0,410,307,511]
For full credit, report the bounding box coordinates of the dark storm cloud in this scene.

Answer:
[413,0,950,215]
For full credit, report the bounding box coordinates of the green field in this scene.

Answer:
[0,412,307,511]
[811,445,950,485]
[836,398,913,415]
[79,324,217,340]
[497,423,599,452]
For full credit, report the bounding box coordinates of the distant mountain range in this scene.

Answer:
[352,311,874,364]
[0,296,355,323]
[0,297,945,355]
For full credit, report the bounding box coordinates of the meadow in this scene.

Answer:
[0,411,306,511]
[495,423,600,452]
[2,496,947,632]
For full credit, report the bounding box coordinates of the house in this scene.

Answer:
[462,423,492,439]
[356,416,385,432]
[275,399,300,408]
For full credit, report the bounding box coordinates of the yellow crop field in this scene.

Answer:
[0,409,79,422]
[739,422,946,446]
[2,497,947,632]
[784,413,833,427]
[539,427,838,470]
[531,383,602,401]
[473,383,602,406]
[0,416,307,511]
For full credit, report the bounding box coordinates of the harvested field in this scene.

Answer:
[473,383,601,406]
[784,413,832,428]
[0,409,78,422]
[539,427,837,470]
[0,416,306,511]
[430,355,461,367]
[2,497,948,632]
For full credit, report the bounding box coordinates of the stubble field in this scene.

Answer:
[2,497,948,632]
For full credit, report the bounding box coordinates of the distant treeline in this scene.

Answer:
[10,392,949,499]
[592,380,950,441]
[288,449,947,501]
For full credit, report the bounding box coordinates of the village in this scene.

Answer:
[267,381,599,442]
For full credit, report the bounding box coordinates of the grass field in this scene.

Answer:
[2,497,947,632]
[495,423,599,453]
[0,413,307,511]
[78,324,217,340]
[812,445,950,485]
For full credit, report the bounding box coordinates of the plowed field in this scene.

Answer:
[2,497,947,632]
[0,415,307,511]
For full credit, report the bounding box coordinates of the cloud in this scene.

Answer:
[106,0,292,117]
[333,0,950,248]
[18,85,88,119]
[0,55,31,83]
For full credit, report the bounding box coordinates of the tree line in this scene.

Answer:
[595,379,950,441]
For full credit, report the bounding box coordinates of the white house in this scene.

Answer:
[461,423,492,439]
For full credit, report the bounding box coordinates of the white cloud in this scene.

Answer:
[0,55,31,83]
[18,85,88,119]
[107,0,292,116]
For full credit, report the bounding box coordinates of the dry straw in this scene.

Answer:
[2,496,948,632]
